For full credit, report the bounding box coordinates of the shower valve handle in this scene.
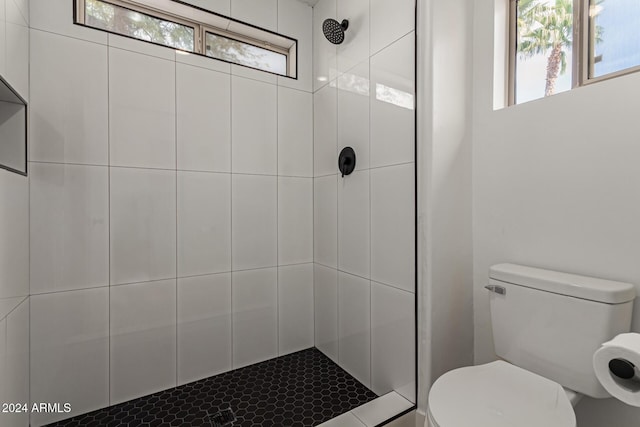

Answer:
[338,147,356,178]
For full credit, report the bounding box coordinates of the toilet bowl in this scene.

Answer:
[424,264,635,427]
[427,361,576,427]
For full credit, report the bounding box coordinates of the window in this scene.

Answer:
[205,32,288,76]
[510,0,640,104]
[85,0,195,51]
[75,0,297,78]
[588,0,640,79]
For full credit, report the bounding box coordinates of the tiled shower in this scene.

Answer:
[312,0,415,402]
[0,0,416,425]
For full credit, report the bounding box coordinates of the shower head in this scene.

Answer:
[322,18,349,45]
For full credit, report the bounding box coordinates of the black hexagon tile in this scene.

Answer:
[47,347,378,427]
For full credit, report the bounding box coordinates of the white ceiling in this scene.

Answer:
[296,0,319,6]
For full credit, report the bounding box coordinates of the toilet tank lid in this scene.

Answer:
[489,264,636,304]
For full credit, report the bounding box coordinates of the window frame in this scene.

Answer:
[508,0,640,105]
[74,0,298,79]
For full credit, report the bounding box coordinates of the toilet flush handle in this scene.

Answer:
[485,284,506,295]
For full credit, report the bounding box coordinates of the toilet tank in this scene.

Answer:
[488,264,636,398]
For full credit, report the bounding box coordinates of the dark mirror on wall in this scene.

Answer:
[0,75,27,176]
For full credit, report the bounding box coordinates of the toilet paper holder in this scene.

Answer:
[609,358,640,383]
[609,358,636,380]
[594,333,640,406]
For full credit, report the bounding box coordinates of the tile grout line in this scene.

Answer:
[311,0,316,349]
[31,26,316,96]
[25,261,314,296]
[312,262,415,296]
[230,66,234,370]
[27,7,32,414]
[107,42,112,406]
[276,40,280,358]
[0,296,28,329]
[311,1,317,353]
[276,0,280,357]
[174,52,178,388]
[368,22,373,391]
[28,160,317,178]
[312,82,316,351]
[335,42,340,364]
[25,160,414,177]
[26,3,33,418]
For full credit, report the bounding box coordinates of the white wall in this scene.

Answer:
[416,0,474,414]
[473,0,640,425]
[27,0,314,424]
[312,0,417,404]
[0,0,29,425]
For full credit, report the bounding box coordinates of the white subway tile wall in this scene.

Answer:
[109,167,177,285]
[4,16,28,100]
[30,31,109,165]
[313,0,416,405]
[312,0,337,91]
[337,60,370,171]
[336,0,370,75]
[0,170,28,298]
[338,169,370,279]
[177,171,231,277]
[278,177,313,265]
[277,0,313,91]
[371,163,415,293]
[370,0,415,55]
[109,280,177,405]
[177,273,232,385]
[108,48,176,169]
[370,33,415,168]
[338,272,371,388]
[371,282,416,402]
[23,0,416,425]
[29,164,109,294]
[3,300,29,427]
[232,268,278,368]
[0,1,29,425]
[230,0,278,32]
[27,0,315,424]
[31,289,109,426]
[278,86,313,176]
[314,174,338,268]
[176,63,231,173]
[278,263,314,355]
[314,264,339,362]
[231,174,278,270]
[231,76,278,174]
[313,83,338,176]
[0,318,6,425]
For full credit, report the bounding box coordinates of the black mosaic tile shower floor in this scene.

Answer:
[47,348,377,427]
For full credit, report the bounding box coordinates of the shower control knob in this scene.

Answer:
[338,147,356,177]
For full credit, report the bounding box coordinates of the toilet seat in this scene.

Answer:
[427,361,576,427]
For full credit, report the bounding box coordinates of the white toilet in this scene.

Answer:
[427,263,636,427]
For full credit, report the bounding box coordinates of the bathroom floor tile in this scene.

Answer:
[47,348,377,427]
